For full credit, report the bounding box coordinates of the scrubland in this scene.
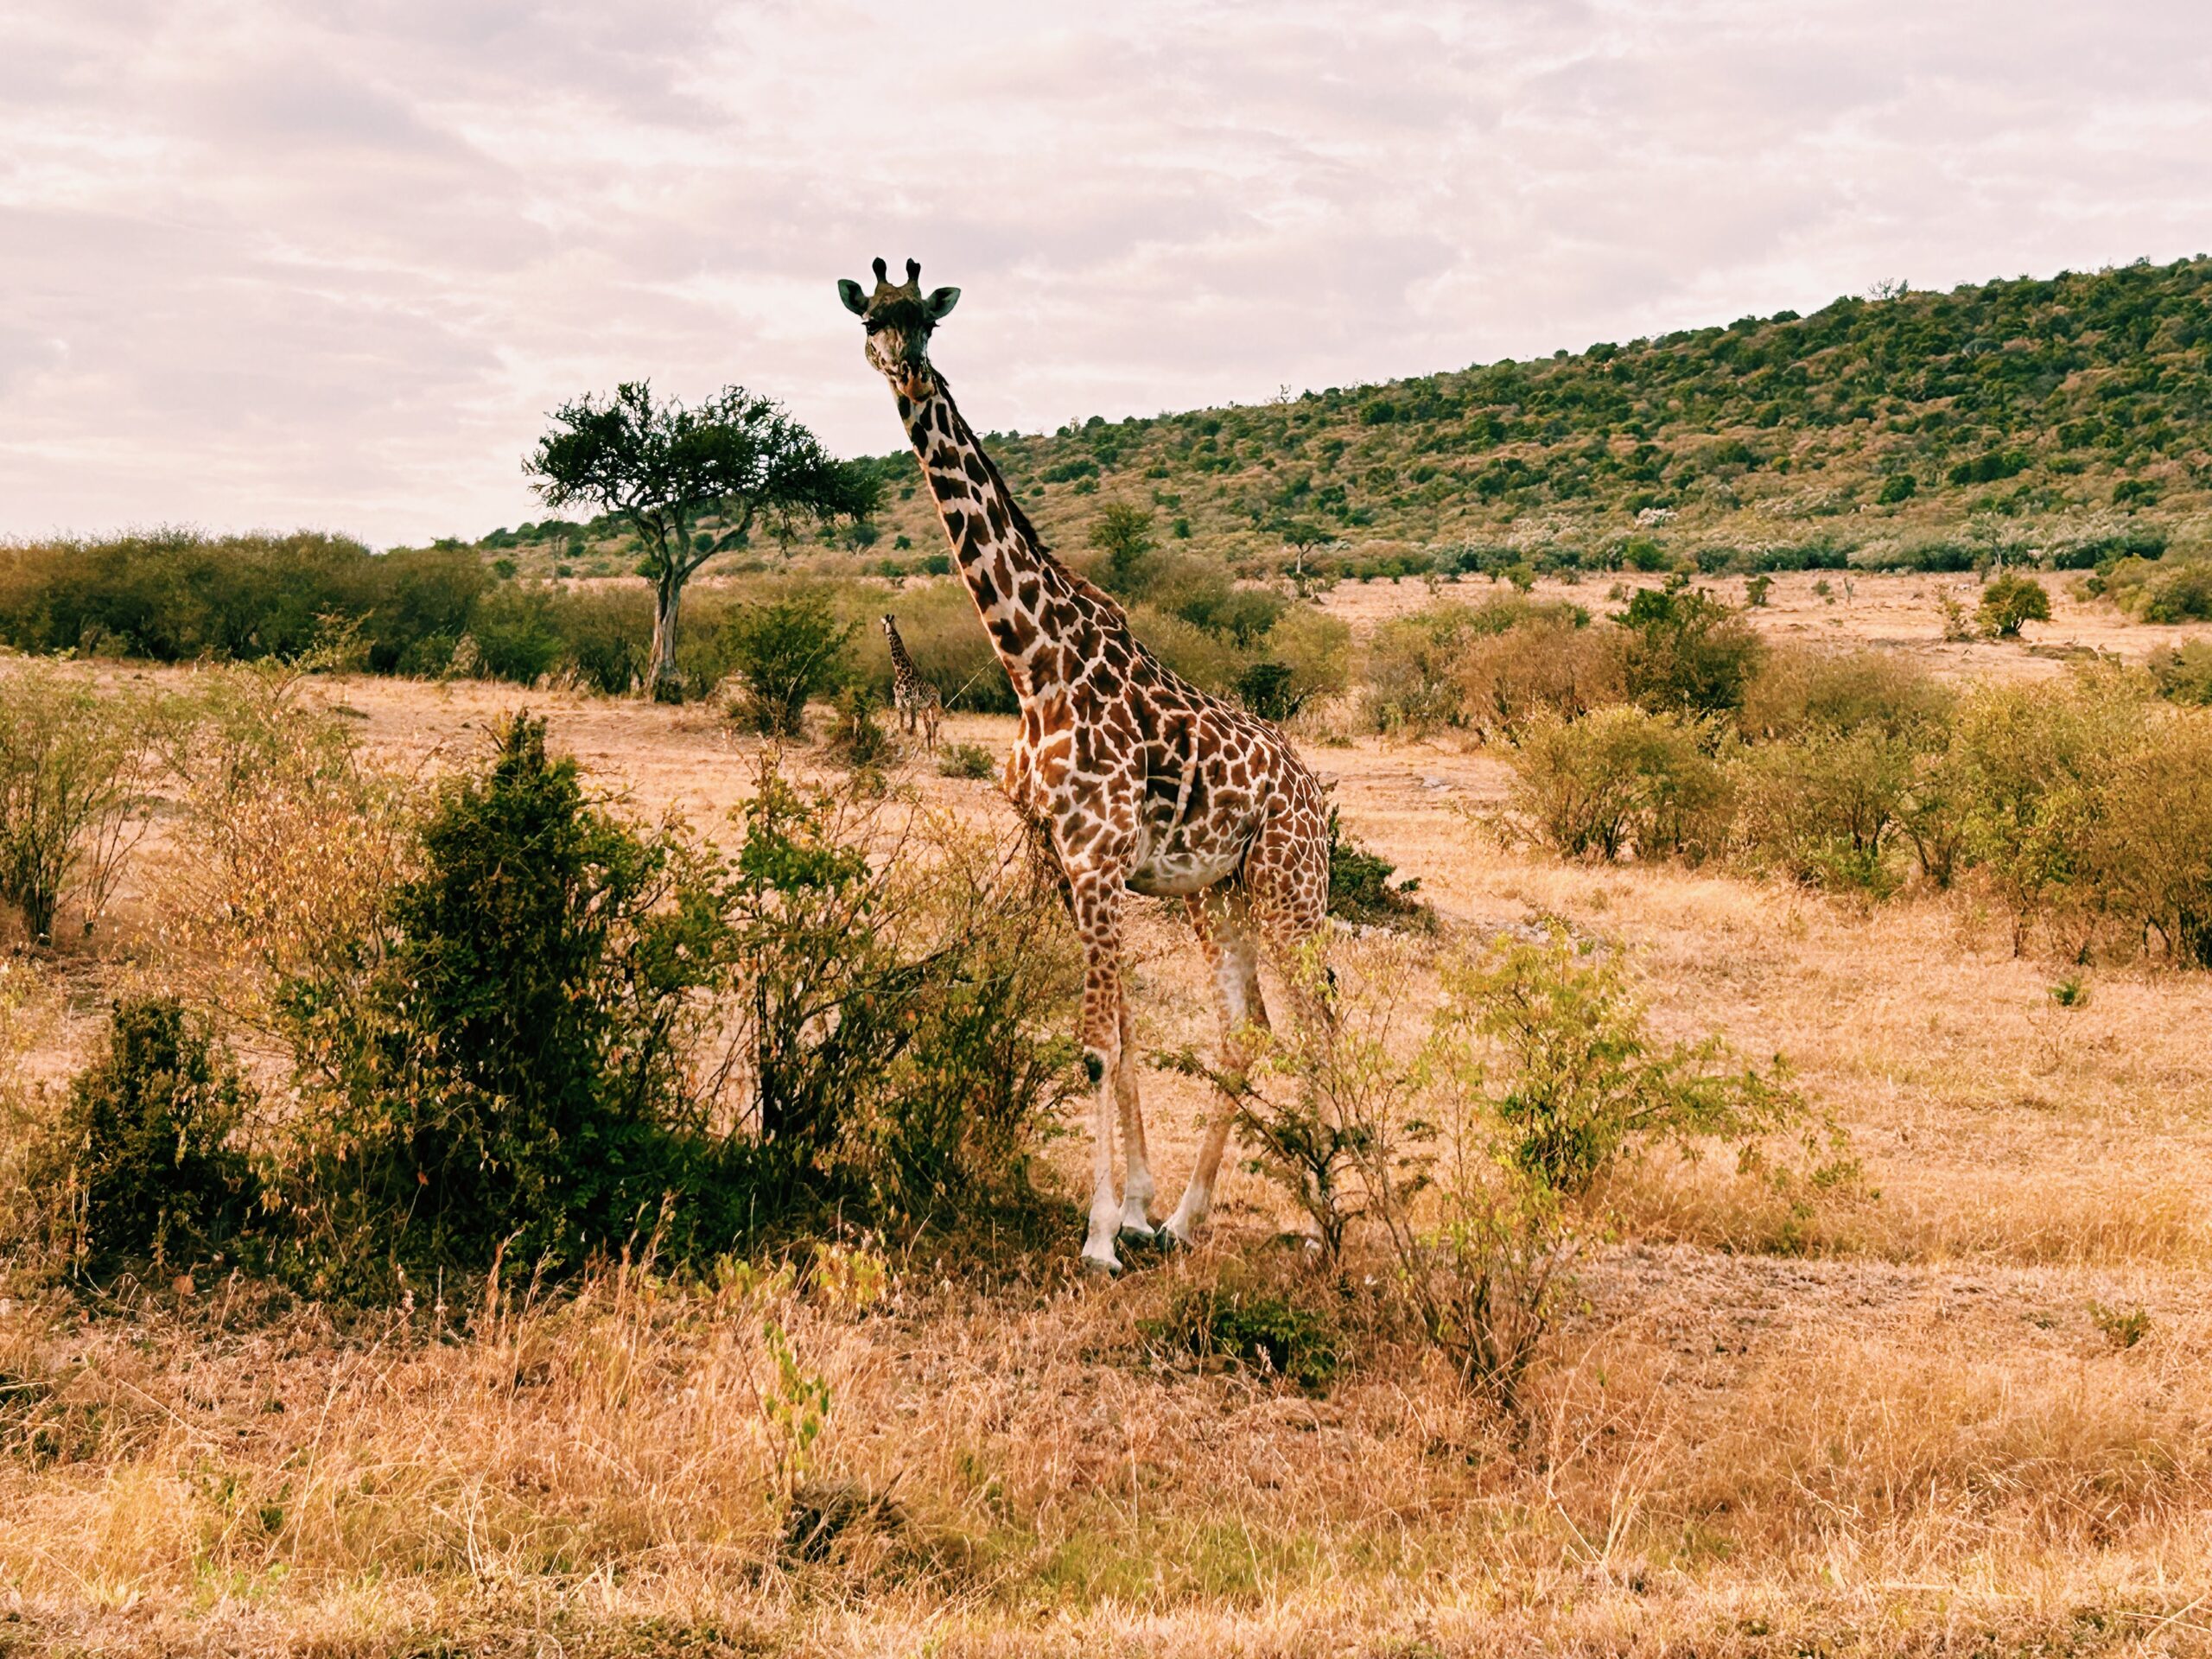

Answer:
[5,575,2212,1656]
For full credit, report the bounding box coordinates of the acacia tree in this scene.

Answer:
[1278,518,1330,590]
[524,383,877,701]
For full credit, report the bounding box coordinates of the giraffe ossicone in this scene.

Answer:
[841,256,1333,1275]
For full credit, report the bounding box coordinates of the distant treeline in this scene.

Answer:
[0,530,886,699]
[0,528,1358,718]
[0,531,489,671]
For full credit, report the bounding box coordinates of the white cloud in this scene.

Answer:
[0,0,2207,544]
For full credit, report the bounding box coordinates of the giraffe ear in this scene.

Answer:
[838,279,868,316]
[925,286,961,321]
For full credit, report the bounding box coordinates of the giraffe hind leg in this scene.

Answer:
[1115,997,1156,1247]
[1165,885,1269,1249]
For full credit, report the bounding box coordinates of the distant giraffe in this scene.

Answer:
[880,613,942,749]
[841,257,1332,1274]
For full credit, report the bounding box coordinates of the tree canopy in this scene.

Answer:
[525,382,876,696]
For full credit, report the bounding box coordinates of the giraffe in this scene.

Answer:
[880,613,943,749]
[839,257,1333,1274]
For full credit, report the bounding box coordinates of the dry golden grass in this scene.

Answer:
[6,658,2212,1654]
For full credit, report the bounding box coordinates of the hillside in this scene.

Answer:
[469,255,2212,581]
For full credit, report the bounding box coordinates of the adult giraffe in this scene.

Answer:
[839,257,1332,1274]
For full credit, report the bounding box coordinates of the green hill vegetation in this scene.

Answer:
[891,254,2209,580]
[459,255,2212,586]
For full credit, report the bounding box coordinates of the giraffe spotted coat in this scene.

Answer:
[841,257,1332,1274]
[879,613,942,749]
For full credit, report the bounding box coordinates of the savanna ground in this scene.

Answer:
[5,569,2212,1656]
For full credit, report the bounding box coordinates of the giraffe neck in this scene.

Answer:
[884,624,918,678]
[891,368,1113,705]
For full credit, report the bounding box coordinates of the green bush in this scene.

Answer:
[1615,581,1764,716]
[2148,642,2212,705]
[2126,559,2212,624]
[543,586,651,694]
[466,583,567,684]
[938,742,995,780]
[277,715,733,1282]
[1977,572,2050,638]
[173,702,1081,1290]
[1325,809,1431,931]
[1144,1262,1341,1390]
[1087,502,1157,595]
[828,686,895,772]
[726,770,1081,1217]
[721,590,856,734]
[27,999,257,1277]
[1242,929,1831,1411]
[1510,708,1729,863]
[1236,661,1302,721]
[0,662,162,944]
[1258,606,1352,716]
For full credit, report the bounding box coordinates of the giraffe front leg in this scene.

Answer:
[1068,868,1128,1274]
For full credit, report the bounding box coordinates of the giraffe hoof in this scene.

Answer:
[1116,1225,1157,1255]
[1080,1255,1122,1280]
[1153,1228,1189,1255]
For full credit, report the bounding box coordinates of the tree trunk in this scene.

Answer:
[648,575,685,702]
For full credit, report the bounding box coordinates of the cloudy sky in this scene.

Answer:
[3,2,2209,547]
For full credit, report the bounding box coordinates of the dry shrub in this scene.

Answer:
[158,665,416,1038]
[0,957,55,1247]
[1946,674,2146,957]
[1125,602,1248,695]
[1739,644,1952,742]
[2099,553,2212,623]
[1451,613,1624,743]
[1237,929,1834,1412]
[0,659,163,944]
[1362,594,1592,736]
[1731,728,1920,894]
[1508,707,1730,863]
[2083,706,2212,966]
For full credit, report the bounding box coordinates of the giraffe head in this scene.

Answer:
[879,613,899,637]
[838,257,961,393]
